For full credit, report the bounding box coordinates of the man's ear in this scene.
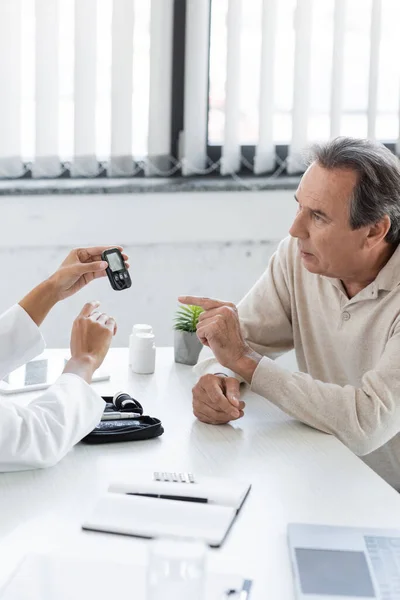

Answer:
[365,215,391,248]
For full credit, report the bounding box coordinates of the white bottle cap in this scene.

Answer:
[132,323,153,335]
[135,332,155,344]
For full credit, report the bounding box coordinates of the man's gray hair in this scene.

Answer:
[309,137,400,245]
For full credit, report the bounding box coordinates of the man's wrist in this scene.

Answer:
[231,348,262,384]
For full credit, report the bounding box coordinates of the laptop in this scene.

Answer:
[288,523,400,600]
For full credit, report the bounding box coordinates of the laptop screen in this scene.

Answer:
[294,547,376,597]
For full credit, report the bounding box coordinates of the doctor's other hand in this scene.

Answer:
[192,374,245,425]
[49,246,130,301]
[63,302,117,383]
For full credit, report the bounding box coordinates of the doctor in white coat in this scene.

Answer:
[0,245,129,472]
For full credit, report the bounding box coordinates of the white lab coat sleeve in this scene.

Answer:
[0,373,105,471]
[0,304,46,381]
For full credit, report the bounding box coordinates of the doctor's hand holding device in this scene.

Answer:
[19,245,130,327]
[16,245,131,384]
[0,245,131,472]
[101,247,132,291]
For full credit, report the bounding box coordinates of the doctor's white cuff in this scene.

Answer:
[0,305,46,380]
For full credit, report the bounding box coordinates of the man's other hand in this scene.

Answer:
[192,374,245,424]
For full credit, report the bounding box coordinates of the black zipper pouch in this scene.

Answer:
[81,395,164,444]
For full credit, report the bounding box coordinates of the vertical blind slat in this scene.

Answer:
[330,0,346,138]
[0,0,24,177]
[146,0,174,176]
[221,0,242,175]
[397,82,400,157]
[367,0,382,140]
[72,0,98,177]
[182,0,211,176]
[109,0,135,176]
[254,0,277,175]
[287,0,314,175]
[33,0,61,178]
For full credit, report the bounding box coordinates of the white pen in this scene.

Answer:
[101,412,141,421]
[223,579,252,599]
[239,579,252,599]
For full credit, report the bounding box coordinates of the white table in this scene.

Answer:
[1,347,400,599]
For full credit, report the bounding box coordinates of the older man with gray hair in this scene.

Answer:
[180,137,400,490]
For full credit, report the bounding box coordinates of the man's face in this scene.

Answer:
[289,162,371,279]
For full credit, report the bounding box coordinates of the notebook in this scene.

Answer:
[82,475,251,547]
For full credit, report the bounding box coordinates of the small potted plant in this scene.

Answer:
[173,304,204,365]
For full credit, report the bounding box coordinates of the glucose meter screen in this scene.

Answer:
[107,252,124,272]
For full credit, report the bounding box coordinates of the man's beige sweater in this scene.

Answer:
[195,236,400,490]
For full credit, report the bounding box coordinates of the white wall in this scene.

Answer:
[0,190,297,356]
